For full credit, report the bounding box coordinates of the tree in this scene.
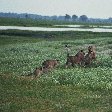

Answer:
[51,15,57,20]
[79,15,88,22]
[108,17,112,23]
[72,15,78,21]
[65,14,71,21]
[25,14,28,19]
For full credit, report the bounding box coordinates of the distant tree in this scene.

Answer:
[58,16,65,21]
[72,15,78,21]
[51,15,57,20]
[79,15,88,22]
[25,14,28,19]
[108,17,112,23]
[65,14,71,21]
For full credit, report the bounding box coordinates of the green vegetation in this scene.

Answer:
[0,17,53,27]
[0,30,112,112]
[0,17,112,27]
[0,17,74,27]
[1,74,112,112]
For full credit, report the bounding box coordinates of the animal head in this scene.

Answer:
[35,67,43,71]
[34,67,43,77]
[56,59,60,63]
[88,46,95,52]
[84,51,96,66]
[88,46,96,59]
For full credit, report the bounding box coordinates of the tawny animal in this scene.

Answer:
[66,50,85,67]
[42,59,59,69]
[84,46,96,66]
[33,66,43,77]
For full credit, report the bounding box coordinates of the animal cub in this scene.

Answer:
[42,59,59,69]
[84,46,96,66]
[34,66,43,77]
[66,50,85,67]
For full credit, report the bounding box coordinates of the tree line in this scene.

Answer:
[0,12,112,23]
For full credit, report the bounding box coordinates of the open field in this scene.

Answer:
[0,30,112,112]
[0,17,112,27]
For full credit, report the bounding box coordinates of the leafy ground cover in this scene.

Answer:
[0,31,112,112]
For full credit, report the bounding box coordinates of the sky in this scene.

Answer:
[0,0,112,18]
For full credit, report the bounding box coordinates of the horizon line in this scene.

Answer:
[0,11,111,19]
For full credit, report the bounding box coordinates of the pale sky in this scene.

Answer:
[0,0,112,18]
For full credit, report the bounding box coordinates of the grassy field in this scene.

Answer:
[0,17,112,27]
[0,30,112,112]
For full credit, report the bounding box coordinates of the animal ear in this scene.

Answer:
[41,67,43,70]
[88,46,91,49]
[65,45,68,47]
